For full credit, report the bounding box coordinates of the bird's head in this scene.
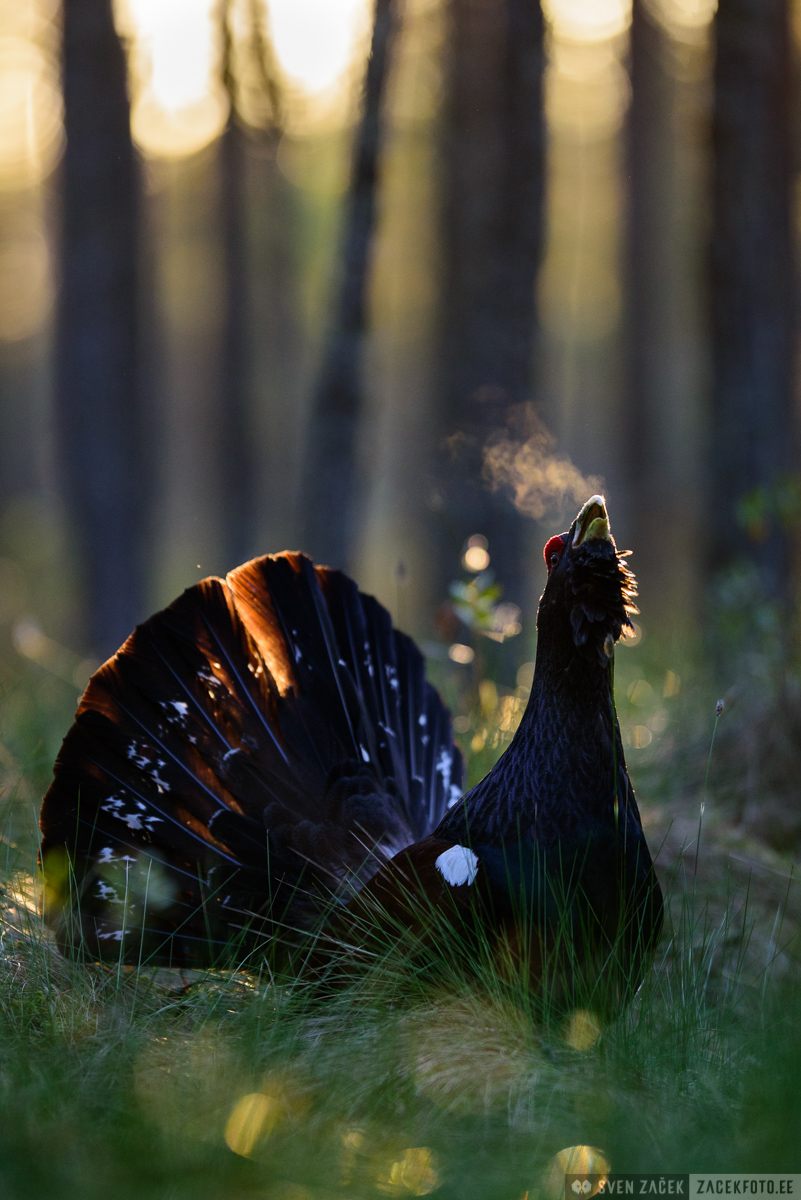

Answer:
[538,495,638,660]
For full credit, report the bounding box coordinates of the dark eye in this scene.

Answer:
[550,553,560,566]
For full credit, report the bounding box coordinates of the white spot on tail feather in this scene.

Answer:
[127,744,151,771]
[126,743,169,792]
[360,744,370,763]
[161,700,188,724]
[435,748,453,793]
[435,845,479,887]
[95,881,120,903]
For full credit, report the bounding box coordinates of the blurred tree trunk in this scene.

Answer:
[625,1,683,623]
[433,0,545,613]
[217,0,255,568]
[625,0,664,558]
[301,0,401,569]
[56,0,145,658]
[216,0,289,569]
[710,0,796,600]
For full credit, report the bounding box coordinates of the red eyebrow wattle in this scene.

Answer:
[543,535,566,572]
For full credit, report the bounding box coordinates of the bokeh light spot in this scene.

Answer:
[516,661,536,691]
[564,1009,602,1051]
[115,0,227,159]
[544,1146,610,1199]
[268,0,369,93]
[463,546,490,572]
[224,1091,281,1156]
[543,0,630,42]
[377,1146,440,1195]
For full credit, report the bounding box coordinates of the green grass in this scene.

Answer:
[1,655,801,1198]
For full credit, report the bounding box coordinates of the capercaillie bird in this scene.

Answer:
[40,495,663,1009]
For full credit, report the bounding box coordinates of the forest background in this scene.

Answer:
[2,0,800,846]
[1,1,801,1192]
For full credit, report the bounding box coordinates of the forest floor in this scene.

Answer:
[1,652,800,1200]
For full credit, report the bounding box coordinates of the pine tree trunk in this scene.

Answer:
[301,0,401,569]
[710,0,796,599]
[56,0,144,657]
[434,0,546,611]
[217,0,254,569]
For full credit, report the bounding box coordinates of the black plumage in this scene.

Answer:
[340,496,663,1008]
[40,497,663,1009]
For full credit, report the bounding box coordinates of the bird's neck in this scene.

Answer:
[444,628,625,847]
[526,626,615,725]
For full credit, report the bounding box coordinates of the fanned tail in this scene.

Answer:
[40,554,463,965]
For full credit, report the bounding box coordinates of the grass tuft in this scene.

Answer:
[1,654,801,1196]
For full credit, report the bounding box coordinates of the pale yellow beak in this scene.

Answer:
[572,495,611,547]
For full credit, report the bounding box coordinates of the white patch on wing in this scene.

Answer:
[435,844,479,887]
[448,784,462,808]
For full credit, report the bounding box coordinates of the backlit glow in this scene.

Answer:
[269,0,369,93]
[115,0,371,158]
[115,0,228,158]
[651,0,717,38]
[0,30,63,189]
[543,0,630,43]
